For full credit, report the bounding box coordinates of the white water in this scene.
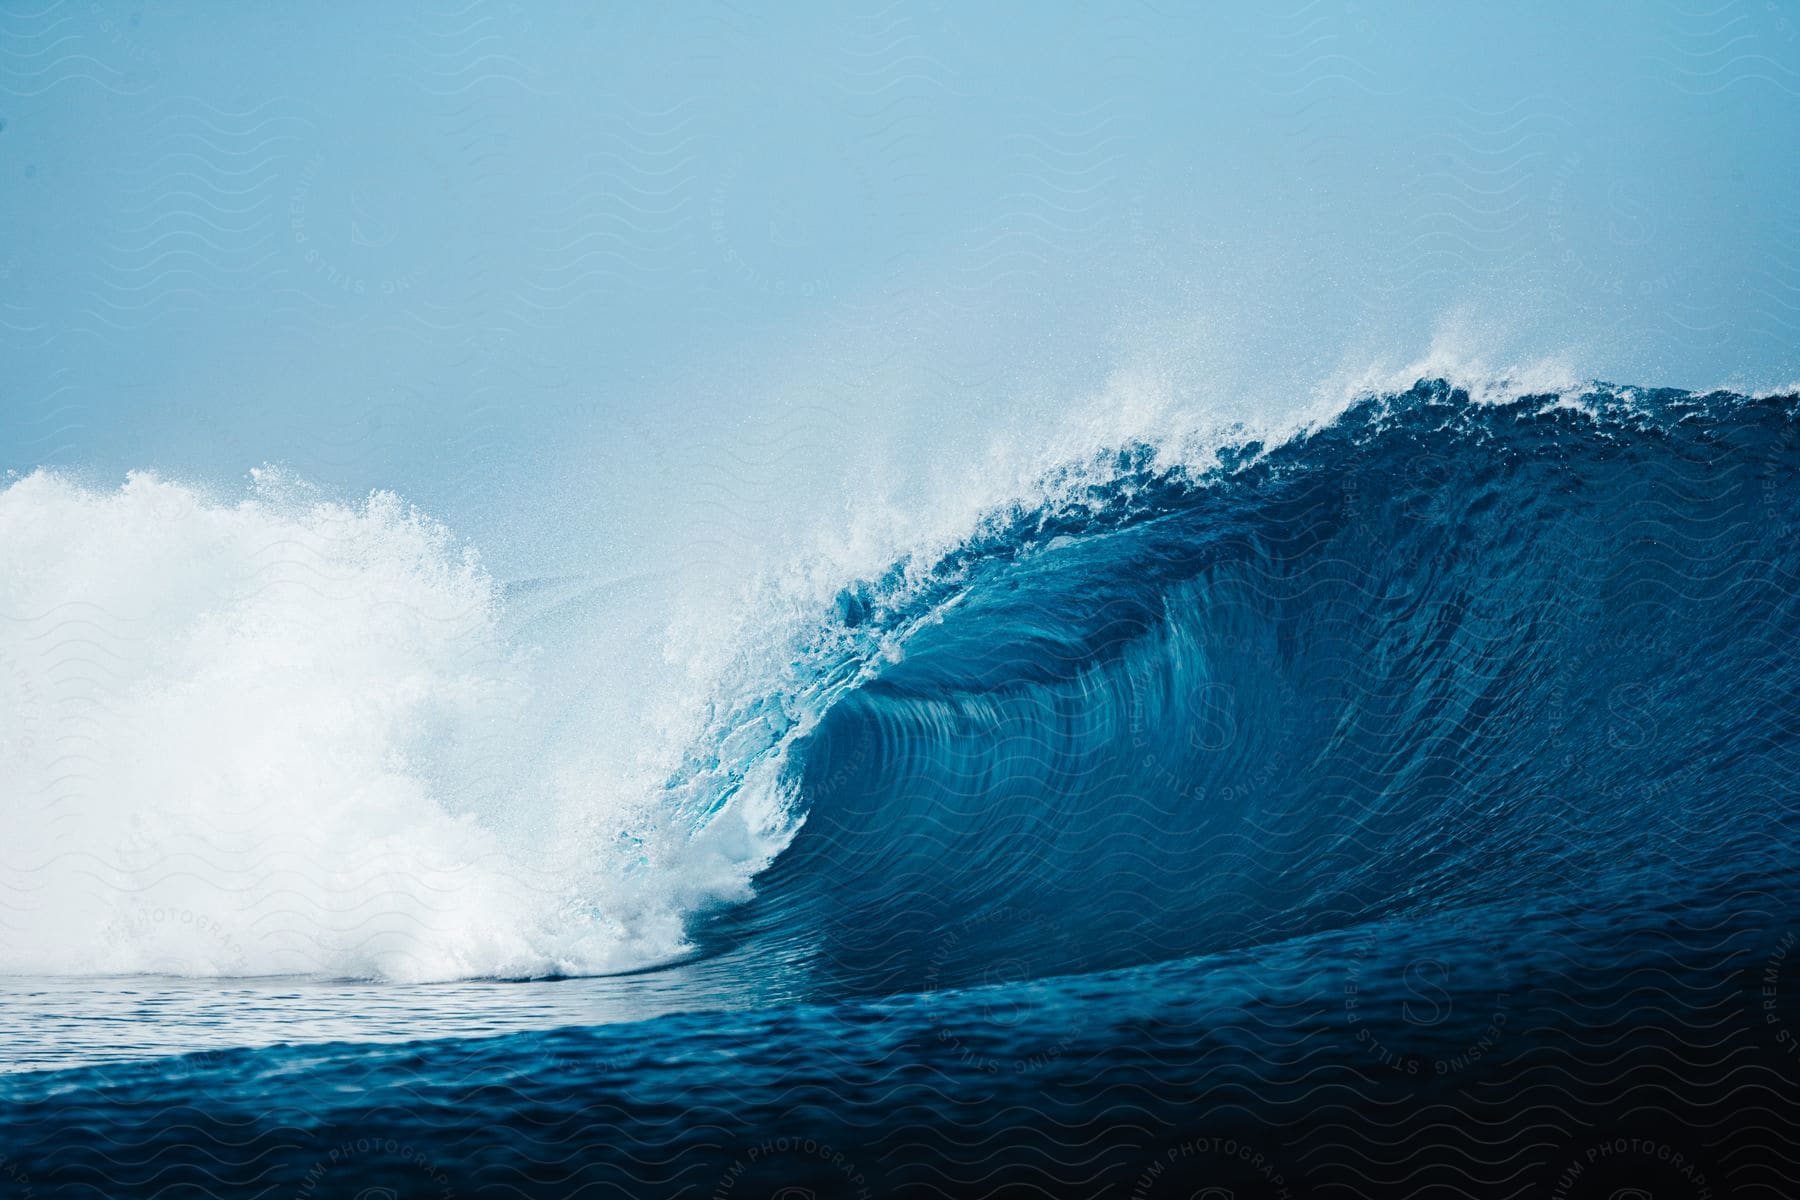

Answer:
[0,470,794,982]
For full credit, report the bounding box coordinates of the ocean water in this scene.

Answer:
[6,2,1800,1195]
[3,381,1798,1197]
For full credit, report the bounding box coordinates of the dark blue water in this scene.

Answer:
[4,382,1799,1198]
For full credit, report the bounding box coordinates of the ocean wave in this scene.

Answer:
[4,379,1796,993]
[692,378,1800,995]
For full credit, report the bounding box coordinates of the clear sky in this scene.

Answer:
[4,1,1798,576]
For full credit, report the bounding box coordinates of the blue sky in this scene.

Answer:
[4,1,1797,575]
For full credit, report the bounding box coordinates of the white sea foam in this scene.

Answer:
[0,470,795,982]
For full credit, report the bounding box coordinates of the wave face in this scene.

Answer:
[701,381,1800,995]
